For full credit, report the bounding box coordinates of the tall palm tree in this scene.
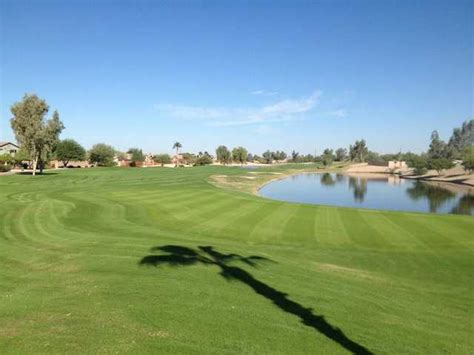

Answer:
[172,142,182,167]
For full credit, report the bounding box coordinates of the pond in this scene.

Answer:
[258,173,474,215]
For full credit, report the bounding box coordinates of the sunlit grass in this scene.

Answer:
[0,166,472,353]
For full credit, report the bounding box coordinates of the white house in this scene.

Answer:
[0,142,20,156]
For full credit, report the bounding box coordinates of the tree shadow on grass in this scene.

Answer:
[139,245,372,354]
[16,171,59,176]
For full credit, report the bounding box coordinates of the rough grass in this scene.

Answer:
[0,166,473,354]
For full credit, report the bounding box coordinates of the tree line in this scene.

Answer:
[3,94,473,176]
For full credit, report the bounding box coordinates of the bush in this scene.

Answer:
[0,164,12,173]
[182,153,197,165]
[194,155,213,166]
[0,154,14,164]
[153,154,171,166]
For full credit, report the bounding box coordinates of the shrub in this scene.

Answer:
[182,153,197,165]
[194,155,212,166]
[0,164,12,173]
[153,154,171,166]
[0,154,14,164]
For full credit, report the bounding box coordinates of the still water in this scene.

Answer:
[258,173,473,215]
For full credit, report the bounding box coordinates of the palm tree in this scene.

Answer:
[172,142,182,167]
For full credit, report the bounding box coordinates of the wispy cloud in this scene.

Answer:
[154,90,322,127]
[327,109,347,118]
[250,90,278,96]
[253,124,280,135]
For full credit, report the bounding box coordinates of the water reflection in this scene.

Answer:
[451,195,474,215]
[320,173,336,186]
[335,174,345,183]
[258,172,473,215]
[406,181,456,213]
[348,176,368,202]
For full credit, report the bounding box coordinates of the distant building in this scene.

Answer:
[172,154,184,166]
[0,142,20,156]
[388,161,407,170]
[143,153,155,167]
[367,160,407,170]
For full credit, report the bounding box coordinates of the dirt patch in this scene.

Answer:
[148,330,170,338]
[402,165,474,187]
[315,262,386,283]
[0,325,20,337]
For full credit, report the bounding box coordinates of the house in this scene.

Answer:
[143,153,155,167]
[388,161,407,170]
[172,154,184,166]
[0,142,20,156]
[367,160,408,170]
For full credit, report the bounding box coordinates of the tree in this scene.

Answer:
[55,139,86,167]
[400,152,419,166]
[349,139,368,162]
[10,94,64,175]
[153,154,171,166]
[428,130,447,159]
[291,150,299,162]
[447,120,474,159]
[89,143,116,166]
[232,147,248,165]
[127,148,145,166]
[321,148,334,167]
[172,142,182,167]
[461,146,474,174]
[272,150,287,161]
[366,151,383,163]
[215,145,232,165]
[335,148,347,162]
[302,154,315,163]
[173,142,182,155]
[427,157,454,176]
[262,150,273,164]
[181,152,196,165]
[247,153,254,162]
[408,154,428,176]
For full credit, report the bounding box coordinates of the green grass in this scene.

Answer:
[0,166,473,354]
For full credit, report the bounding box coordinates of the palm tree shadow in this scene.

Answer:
[139,245,372,355]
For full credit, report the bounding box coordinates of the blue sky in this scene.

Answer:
[1,0,472,155]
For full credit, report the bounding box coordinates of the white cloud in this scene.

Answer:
[250,90,278,96]
[327,109,347,118]
[154,90,322,127]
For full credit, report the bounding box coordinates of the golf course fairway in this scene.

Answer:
[0,166,473,353]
